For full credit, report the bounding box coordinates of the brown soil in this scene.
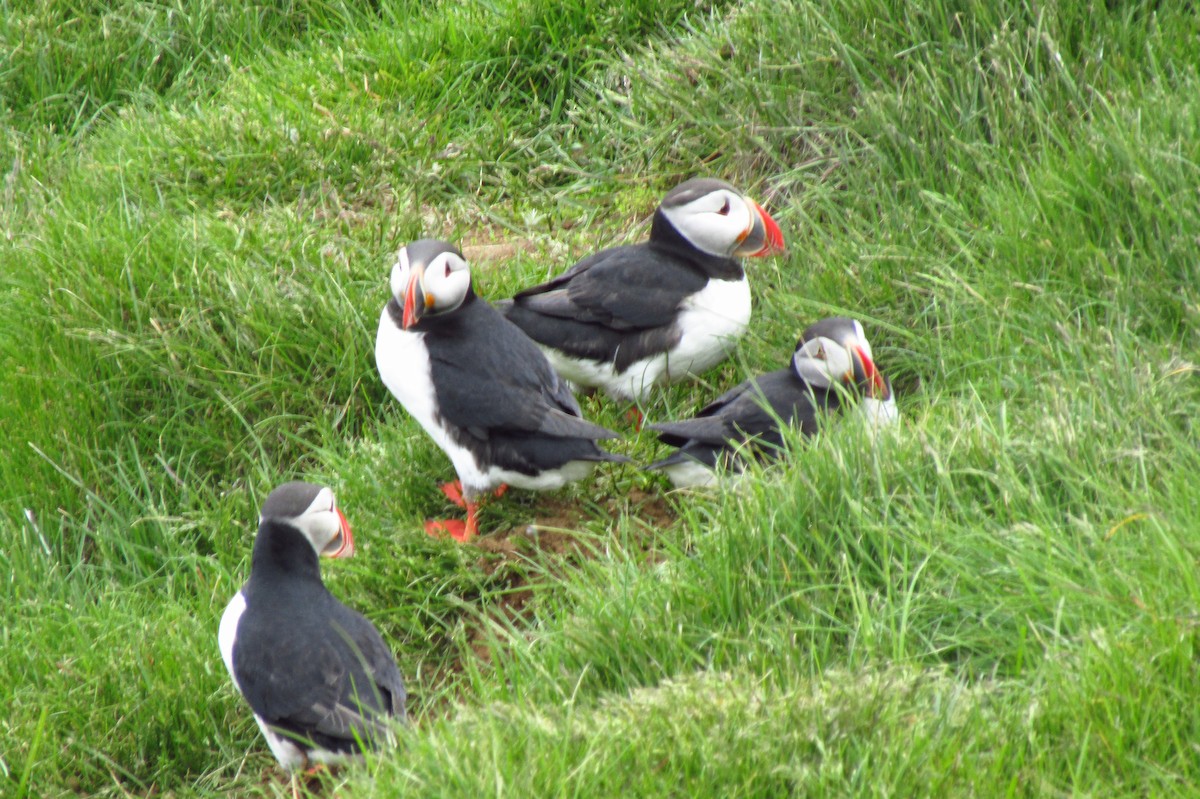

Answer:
[414,488,678,711]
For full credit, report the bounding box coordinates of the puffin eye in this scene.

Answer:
[444,262,452,278]
[717,198,730,216]
[815,344,826,360]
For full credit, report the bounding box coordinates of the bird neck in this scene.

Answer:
[648,210,745,280]
[249,520,324,584]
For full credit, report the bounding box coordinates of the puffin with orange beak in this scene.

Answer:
[646,317,897,488]
[218,482,405,793]
[498,177,785,404]
[375,239,628,542]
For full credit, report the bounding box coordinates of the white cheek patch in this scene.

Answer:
[661,192,752,258]
[823,342,853,377]
[425,254,472,313]
[296,489,339,553]
[793,355,837,388]
[795,339,823,361]
[302,488,333,516]
[793,336,850,387]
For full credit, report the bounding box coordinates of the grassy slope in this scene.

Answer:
[3,0,1200,796]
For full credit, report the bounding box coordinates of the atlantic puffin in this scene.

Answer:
[646,317,897,488]
[375,239,628,542]
[218,482,405,792]
[498,177,785,402]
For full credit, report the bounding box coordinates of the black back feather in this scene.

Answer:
[403,292,628,476]
[234,522,406,757]
[502,207,744,370]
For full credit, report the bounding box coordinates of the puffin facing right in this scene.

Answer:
[646,317,897,488]
[499,178,785,403]
[218,482,405,793]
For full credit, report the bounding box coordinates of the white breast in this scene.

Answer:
[861,396,900,431]
[669,277,751,376]
[375,309,495,494]
[220,590,308,769]
[218,590,246,691]
[548,277,751,401]
[662,458,720,489]
[378,310,606,495]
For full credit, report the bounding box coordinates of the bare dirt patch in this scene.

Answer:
[414,488,678,705]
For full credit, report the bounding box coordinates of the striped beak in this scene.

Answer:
[851,345,888,399]
[325,508,355,559]
[735,200,785,257]
[401,263,426,329]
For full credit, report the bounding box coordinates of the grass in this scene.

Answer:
[3,0,1200,795]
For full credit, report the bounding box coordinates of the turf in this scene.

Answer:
[3,0,1200,796]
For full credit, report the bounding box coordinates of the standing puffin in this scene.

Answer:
[218,482,405,791]
[375,239,628,542]
[646,317,897,488]
[498,177,785,402]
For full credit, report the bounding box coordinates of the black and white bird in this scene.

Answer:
[375,239,629,542]
[218,482,405,789]
[646,317,897,488]
[499,177,785,403]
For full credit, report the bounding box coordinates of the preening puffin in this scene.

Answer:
[218,482,405,792]
[646,317,897,488]
[498,177,785,402]
[375,239,628,542]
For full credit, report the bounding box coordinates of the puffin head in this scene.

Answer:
[259,481,354,559]
[389,239,473,330]
[656,177,785,259]
[791,317,890,401]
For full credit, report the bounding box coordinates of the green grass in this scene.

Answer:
[4,0,1200,795]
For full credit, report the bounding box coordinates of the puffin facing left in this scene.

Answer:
[375,239,629,542]
[218,482,405,794]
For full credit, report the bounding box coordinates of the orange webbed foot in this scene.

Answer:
[438,480,467,507]
[425,519,472,542]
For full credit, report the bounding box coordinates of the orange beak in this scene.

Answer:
[853,346,887,398]
[735,201,785,257]
[402,270,420,330]
[327,508,355,558]
[401,264,435,329]
[754,202,785,255]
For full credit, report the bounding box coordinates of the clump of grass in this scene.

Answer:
[0,0,368,139]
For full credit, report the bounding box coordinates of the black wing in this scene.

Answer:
[427,300,620,443]
[325,601,407,722]
[503,244,707,368]
[646,370,831,474]
[649,370,811,445]
[234,594,404,754]
[644,441,725,472]
[513,245,706,330]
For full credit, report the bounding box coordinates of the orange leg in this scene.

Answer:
[439,480,508,506]
[625,405,644,431]
[424,502,480,543]
[439,480,467,507]
[426,480,509,542]
[294,763,329,799]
